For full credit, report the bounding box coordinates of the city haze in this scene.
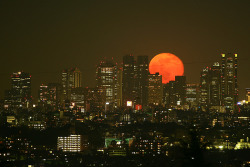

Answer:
[0,0,249,100]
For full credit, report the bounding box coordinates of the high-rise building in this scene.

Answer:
[209,62,221,106]
[122,55,135,106]
[186,83,199,108]
[38,84,48,107]
[199,67,209,108]
[135,56,149,107]
[39,83,62,109]
[116,67,123,107]
[96,60,118,109]
[8,71,32,108]
[163,76,187,108]
[122,55,149,107]
[148,73,163,106]
[62,67,82,101]
[221,53,238,111]
[163,81,176,107]
[174,76,186,106]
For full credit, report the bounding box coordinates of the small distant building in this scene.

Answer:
[131,136,164,156]
[28,121,45,130]
[235,138,250,150]
[7,116,16,125]
[57,135,88,152]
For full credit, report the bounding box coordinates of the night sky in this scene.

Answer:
[0,0,249,100]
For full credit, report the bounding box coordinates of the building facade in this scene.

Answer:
[122,55,136,106]
[62,67,82,101]
[148,73,163,106]
[96,60,118,109]
[221,54,238,111]
[5,71,32,108]
[135,56,149,107]
[57,135,88,152]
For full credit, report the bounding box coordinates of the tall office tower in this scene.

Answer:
[39,83,62,109]
[47,83,62,108]
[246,88,250,102]
[163,76,186,108]
[96,60,118,109]
[38,84,48,107]
[122,54,135,106]
[199,67,209,108]
[62,67,82,100]
[163,81,176,107]
[135,56,149,107]
[209,62,221,106]
[148,73,163,106]
[10,71,32,108]
[175,76,186,106]
[116,67,123,107]
[186,83,199,108]
[221,54,238,111]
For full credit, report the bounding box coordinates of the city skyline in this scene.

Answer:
[0,0,250,100]
[0,53,247,102]
[1,53,243,112]
[1,1,250,166]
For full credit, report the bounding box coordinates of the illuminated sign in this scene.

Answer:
[135,104,142,110]
[127,101,132,107]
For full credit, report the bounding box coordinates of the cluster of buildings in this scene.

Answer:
[2,53,248,113]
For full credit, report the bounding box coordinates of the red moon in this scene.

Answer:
[149,53,184,84]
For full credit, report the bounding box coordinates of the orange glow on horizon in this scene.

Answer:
[149,53,184,84]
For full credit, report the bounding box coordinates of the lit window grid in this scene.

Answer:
[57,135,82,152]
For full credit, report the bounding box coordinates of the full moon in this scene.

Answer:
[149,53,184,84]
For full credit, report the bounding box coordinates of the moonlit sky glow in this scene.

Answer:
[0,0,249,100]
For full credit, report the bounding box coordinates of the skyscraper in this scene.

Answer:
[135,56,149,107]
[116,67,123,107]
[148,73,163,106]
[122,55,135,106]
[209,62,221,106]
[38,84,48,107]
[163,81,176,107]
[199,67,209,109]
[96,60,118,109]
[122,55,149,107]
[62,67,82,101]
[174,76,186,106]
[9,71,32,108]
[186,83,199,108]
[221,53,238,111]
[163,76,186,108]
[38,83,62,109]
